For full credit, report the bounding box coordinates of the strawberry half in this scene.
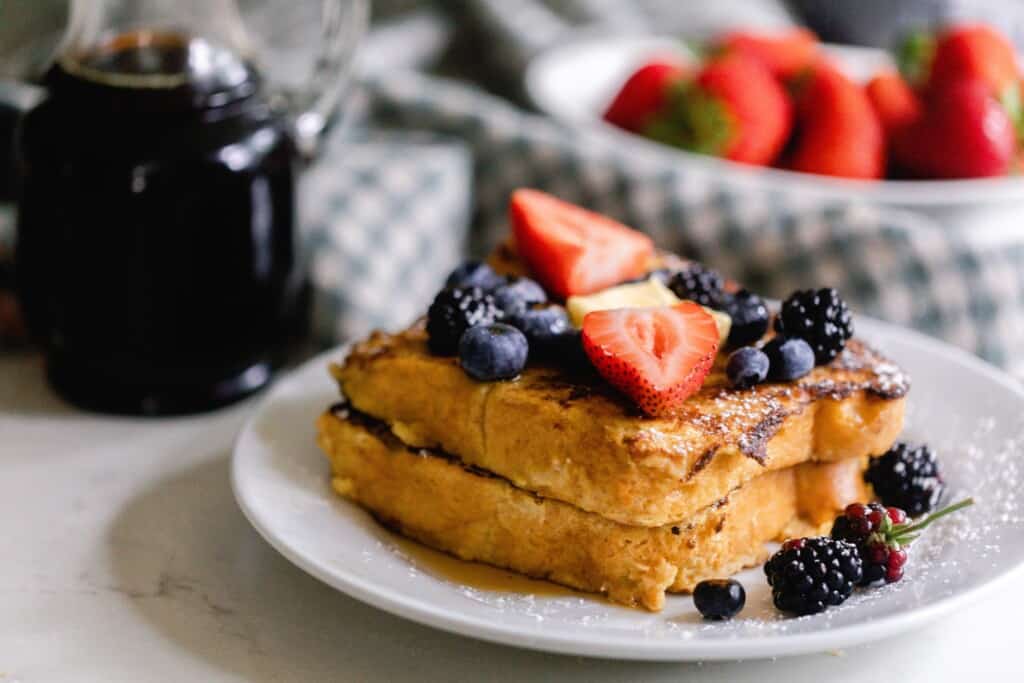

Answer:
[581,302,720,417]
[603,59,689,133]
[716,28,819,80]
[510,189,654,299]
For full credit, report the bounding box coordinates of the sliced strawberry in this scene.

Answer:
[717,28,819,80]
[581,302,719,417]
[787,63,885,179]
[645,53,793,166]
[866,70,922,137]
[603,59,689,133]
[510,189,654,299]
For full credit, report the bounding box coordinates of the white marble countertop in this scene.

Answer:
[2,352,1022,682]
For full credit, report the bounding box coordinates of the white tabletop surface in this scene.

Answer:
[2,352,1022,682]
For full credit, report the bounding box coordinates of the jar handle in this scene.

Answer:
[281,0,369,158]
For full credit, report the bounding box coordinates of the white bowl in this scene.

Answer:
[524,35,1024,243]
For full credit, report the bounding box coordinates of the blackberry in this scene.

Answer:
[831,499,974,586]
[426,287,503,355]
[764,537,863,615]
[865,442,945,516]
[667,263,726,309]
[721,289,770,347]
[774,288,853,365]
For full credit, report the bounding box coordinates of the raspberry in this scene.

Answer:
[764,537,863,615]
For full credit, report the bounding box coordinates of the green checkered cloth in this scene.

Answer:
[3,0,1024,377]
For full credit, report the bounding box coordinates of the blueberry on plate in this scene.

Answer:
[693,579,746,620]
[426,287,504,355]
[458,323,529,381]
[721,289,770,347]
[445,261,506,291]
[493,277,547,315]
[726,346,769,388]
[762,336,815,381]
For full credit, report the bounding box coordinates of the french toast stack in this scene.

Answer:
[316,191,909,611]
[318,321,906,611]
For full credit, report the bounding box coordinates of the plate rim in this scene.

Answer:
[231,316,1024,661]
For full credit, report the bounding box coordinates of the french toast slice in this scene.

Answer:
[318,406,869,611]
[334,323,907,527]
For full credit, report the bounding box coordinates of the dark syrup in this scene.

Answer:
[16,32,306,415]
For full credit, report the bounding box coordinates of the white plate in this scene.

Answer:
[523,35,1024,209]
[232,317,1024,661]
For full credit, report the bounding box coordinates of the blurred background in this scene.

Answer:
[3,0,1024,414]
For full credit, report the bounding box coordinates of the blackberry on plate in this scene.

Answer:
[458,323,529,381]
[831,499,973,586]
[764,537,863,615]
[865,442,945,516]
[722,289,770,347]
[426,287,504,355]
[762,336,815,381]
[667,263,726,309]
[726,346,769,389]
[693,579,746,620]
[492,277,547,315]
[774,288,853,365]
[445,261,506,291]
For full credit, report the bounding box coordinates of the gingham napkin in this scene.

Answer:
[3,0,1024,378]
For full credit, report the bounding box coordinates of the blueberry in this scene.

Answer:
[458,323,529,381]
[509,306,571,346]
[722,289,770,347]
[445,261,505,291]
[726,347,769,388]
[493,277,547,315]
[693,579,746,620]
[763,336,815,381]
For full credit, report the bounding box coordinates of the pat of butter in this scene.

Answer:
[567,278,731,347]
[567,279,680,326]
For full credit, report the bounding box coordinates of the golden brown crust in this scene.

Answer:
[318,409,865,611]
[334,326,906,526]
